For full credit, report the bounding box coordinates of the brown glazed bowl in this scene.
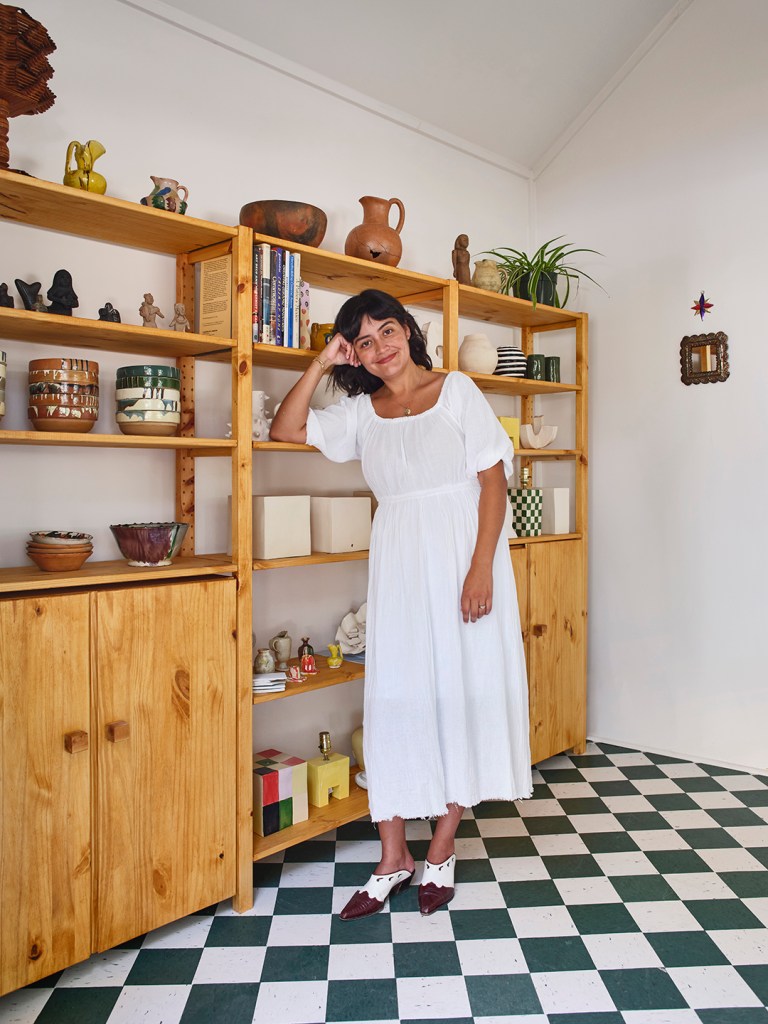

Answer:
[26,545,92,572]
[239,200,327,247]
[110,522,189,566]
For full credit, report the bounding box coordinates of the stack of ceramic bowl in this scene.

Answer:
[28,358,99,432]
[0,351,6,421]
[26,530,94,572]
[115,364,181,436]
[493,345,528,377]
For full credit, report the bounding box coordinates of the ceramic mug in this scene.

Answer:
[545,356,561,382]
[526,354,545,380]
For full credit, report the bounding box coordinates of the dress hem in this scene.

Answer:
[369,784,534,824]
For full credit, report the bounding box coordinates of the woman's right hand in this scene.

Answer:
[324,332,360,368]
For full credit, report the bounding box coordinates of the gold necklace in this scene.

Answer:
[391,368,424,416]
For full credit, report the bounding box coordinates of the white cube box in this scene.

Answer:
[310,496,372,553]
[541,487,570,535]
[253,495,311,559]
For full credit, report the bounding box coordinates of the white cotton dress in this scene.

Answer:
[306,371,532,822]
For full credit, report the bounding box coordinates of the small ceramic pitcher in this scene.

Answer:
[269,630,292,670]
[140,176,189,215]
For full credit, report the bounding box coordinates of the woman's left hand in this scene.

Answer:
[461,563,493,623]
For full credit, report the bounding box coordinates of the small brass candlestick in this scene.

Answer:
[318,731,332,761]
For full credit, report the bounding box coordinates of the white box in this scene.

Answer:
[541,487,570,535]
[253,495,311,559]
[310,496,372,553]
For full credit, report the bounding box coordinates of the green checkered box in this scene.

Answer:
[508,487,543,536]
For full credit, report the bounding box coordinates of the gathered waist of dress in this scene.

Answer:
[376,480,478,504]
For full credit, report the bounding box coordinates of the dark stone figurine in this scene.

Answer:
[452,234,471,285]
[15,278,43,311]
[0,283,13,307]
[98,301,121,322]
[47,269,79,316]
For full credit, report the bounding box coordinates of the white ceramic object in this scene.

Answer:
[252,495,311,559]
[310,496,372,553]
[541,487,570,534]
[421,321,444,367]
[519,414,558,449]
[29,530,94,546]
[458,332,497,374]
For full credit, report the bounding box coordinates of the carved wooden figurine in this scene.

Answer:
[452,233,471,285]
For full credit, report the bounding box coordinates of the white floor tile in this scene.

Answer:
[605,752,653,767]
[627,900,703,933]
[622,1011,701,1023]
[745,897,768,927]
[390,910,455,943]
[531,833,589,856]
[0,989,52,1024]
[193,945,265,983]
[455,837,489,859]
[667,964,763,1008]
[531,969,616,1013]
[718,775,768,792]
[456,937,527,975]
[405,819,434,839]
[752,806,768,824]
[569,813,624,834]
[56,950,139,987]
[660,763,708,779]
[548,782,598,799]
[449,881,506,910]
[476,817,529,837]
[688,790,744,808]
[327,942,395,980]
[105,984,188,1024]
[266,913,331,946]
[517,799,565,818]
[554,876,622,905]
[252,980,327,1024]
[475,1017,548,1024]
[535,755,575,770]
[602,795,655,813]
[277,860,335,887]
[396,975,471,1019]
[141,915,213,948]
[709,927,768,965]
[629,829,692,851]
[659,809,718,830]
[725,825,768,847]
[333,840,383,862]
[593,851,657,876]
[578,767,626,782]
[697,847,766,873]
[215,887,277,916]
[490,856,549,882]
[631,779,684,795]
[664,871,739,901]
[507,905,577,937]
[582,931,664,970]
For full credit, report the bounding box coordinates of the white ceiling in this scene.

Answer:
[133,0,685,175]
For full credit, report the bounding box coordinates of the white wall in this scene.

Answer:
[2,0,531,763]
[536,0,768,771]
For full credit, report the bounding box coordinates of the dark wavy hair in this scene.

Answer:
[330,289,432,397]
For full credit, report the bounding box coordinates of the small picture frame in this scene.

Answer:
[680,331,729,385]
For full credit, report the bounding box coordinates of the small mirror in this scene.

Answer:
[680,332,729,385]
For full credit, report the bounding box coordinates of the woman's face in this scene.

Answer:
[351,314,411,377]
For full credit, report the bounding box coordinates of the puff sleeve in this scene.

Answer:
[305,396,362,463]
[444,371,515,480]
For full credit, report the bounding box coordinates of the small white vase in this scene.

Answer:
[458,333,497,374]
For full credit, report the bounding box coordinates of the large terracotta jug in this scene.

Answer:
[345,196,405,267]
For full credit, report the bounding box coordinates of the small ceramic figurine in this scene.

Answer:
[452,233,471,285]
[63,140,107,194]
[15,279,42,311]
[168,302,190,332]
[47,269,79,316]
[252,390,272,441]
[0,283,13,307]
[139,293,164,327]
[32,293,48,313]
[98,301,121,322]
[298,637,317,675]
[327,643,343,669]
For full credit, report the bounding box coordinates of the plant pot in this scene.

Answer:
[514,271,558,307]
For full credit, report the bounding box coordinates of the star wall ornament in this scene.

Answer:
[692,291,714,319]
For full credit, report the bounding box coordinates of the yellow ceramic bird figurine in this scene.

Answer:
[63,140,107,194]
[327,643,343,669]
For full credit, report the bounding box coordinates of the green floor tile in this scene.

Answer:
[179,983,259,1024]
[621,765,666,780]
[524,815,577,835]
[473,800,521,818]
[283,839,336,862]
[326,978,398,1021]
[708,807,766,827]
[559,797,610,815]
[393,940,462,977]
[35,988,121,1024]
[610,873,679,902]
[455,857,495,882]
[334,861,380,887]
[330,910,392,944]
[700,763,749,777]
[548,1015,624,1024]
[644,752,687,764]
[205,915,271,946]
[591,781,641,797]
[599,966,688,1009]
[568,754,614,768]
[684,898,764,930]
[582,832,640,854]
[500,879,564,907]
[698,1009,768,1023]
[27,971,64,987]
[539,769,586,784]
[252,861,283,887]
[677,827,740,848]
[646,792,699,811]
[645,849,710,874]
[450,907,516,939]
[260,943,329,981]
[125,948,202,985]
[520,934,595,972]
[484,835,538,858]
[465,972,542,1016]
[111,934,146,950]
[737,965,768,1005]
[454,818,481,838]
[738,789,768,807]
[336,820,379,841]
[272,886,333,915]
[675,775,726,792]
[542,854,604,878]
[750,848,768,869]
[720,871,768,898]
[531,783,554,799]
[401,1019,473,1024]
[646,929,729,966]
[615,811,670,831]
[191,903,218,916]
[568,902,640,934]
[597,743,637,754]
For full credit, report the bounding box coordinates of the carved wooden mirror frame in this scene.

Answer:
[680,331,729,385]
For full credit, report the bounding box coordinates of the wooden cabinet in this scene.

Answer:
[0,579,236,994]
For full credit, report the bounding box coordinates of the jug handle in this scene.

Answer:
[177,184,189,202]
[389,198,405,235]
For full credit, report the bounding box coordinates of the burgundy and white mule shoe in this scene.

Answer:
[339,869,414,921]
[418,854,456,915]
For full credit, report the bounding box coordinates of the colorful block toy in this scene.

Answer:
[307,752,350,807]
[253,748,308,837]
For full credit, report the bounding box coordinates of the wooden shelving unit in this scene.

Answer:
[252,655,364,705]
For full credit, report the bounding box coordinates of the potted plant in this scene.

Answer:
[479,236,604,309]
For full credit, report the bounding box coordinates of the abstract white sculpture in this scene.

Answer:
[519,414,558,449]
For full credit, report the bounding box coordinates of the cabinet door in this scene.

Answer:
[0,594,91,995]
[528,541,586,763]
[94,579,236,950]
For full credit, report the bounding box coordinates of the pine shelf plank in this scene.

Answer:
[252,656,364,705]
[457,284,584,329]
[0,430,235,453]
[0,555,236,593]
[508,533,582,548]
[469,371,581,396]
[253,550,369,571]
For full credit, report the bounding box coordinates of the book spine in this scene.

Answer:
[271,247,283,345]
[299,278,311,349]
[259,243,271,345]
[252,244,261,343]
[285,252,295,348]
[291,252,301,350]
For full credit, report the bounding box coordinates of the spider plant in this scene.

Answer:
[479,236,604,309]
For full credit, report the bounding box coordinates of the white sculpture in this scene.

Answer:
[252,390,272,441]
[519,414,558,449]
[335,602,367,655]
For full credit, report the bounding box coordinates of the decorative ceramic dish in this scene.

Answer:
[29,531,94,546]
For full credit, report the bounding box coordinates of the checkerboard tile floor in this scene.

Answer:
[2,742,768,1024]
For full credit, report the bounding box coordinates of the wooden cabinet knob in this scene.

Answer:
[532,624,548,637]
[64,730,89,754]
[106,720,130,742]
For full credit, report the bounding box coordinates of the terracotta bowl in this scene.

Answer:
[26,545,92,572]
[110,522,189,566]
[239,200,327,248]
[29,358,99,373]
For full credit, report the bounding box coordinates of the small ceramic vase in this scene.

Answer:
[545,356,561,382]
[140,176,189,215]
[458,333,498,374]
[269,630,291,670]
[344,196,405,267]
[310,323,335,352]
[471,259,503,292]
[526,354,545,380]
[254,647,276,673]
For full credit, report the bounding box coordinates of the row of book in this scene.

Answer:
[252,243,310,348]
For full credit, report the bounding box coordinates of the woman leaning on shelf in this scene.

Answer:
[270,288,531,919]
